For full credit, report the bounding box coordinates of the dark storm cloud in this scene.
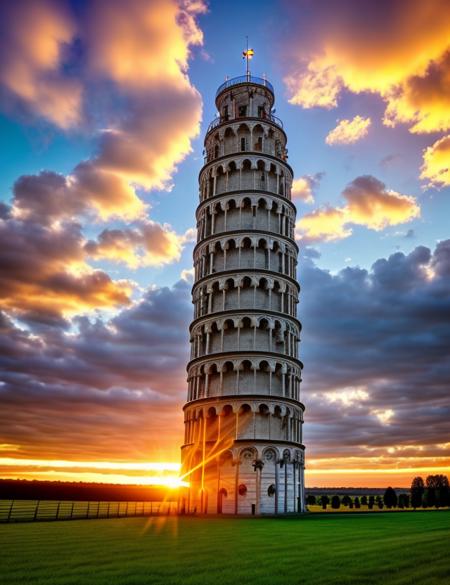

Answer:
[300,241,450,459]
[1,243,449,464]
[0,210,132,317]
[0,280,192,460]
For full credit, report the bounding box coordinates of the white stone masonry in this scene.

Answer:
[180,76,305,515]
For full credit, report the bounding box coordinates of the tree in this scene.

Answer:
[331,495,341,509]
[354,496,361,509]
[398,493,409,509]
[411,476,425,509]
[306,494,316,506]
[425,486,436,508]
[376,496,383,509]
[383,487,397,509]
[426,475,449,507]
[342,495,351,507]
[368,495,375,510]
[319,495,329,510]
[440,476,450,507]
[361,495,368,506]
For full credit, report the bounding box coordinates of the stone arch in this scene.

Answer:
[239,359,254,394]
[253,124,264,152]
[237,403,253,440]
[216,164,227,195]
[222,318,236,352]
[223,127,236,156]
[240,196,253,230]
[237,124,250,152]
[220,360,235,396]
[207,362,220,397]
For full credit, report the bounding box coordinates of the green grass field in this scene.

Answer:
[1,512,449,585]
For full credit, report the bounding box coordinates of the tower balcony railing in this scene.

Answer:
[216,75,274,97]
[206,112,283,135]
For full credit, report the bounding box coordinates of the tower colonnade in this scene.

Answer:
[180,75,305,515]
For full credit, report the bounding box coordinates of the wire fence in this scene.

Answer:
[0,500,178,523]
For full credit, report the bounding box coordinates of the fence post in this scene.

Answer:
[97,502,100,518]
[70,502,74,519]
[33,501,40,521]
[56,501,61,520]
[134,501,137,516]
[7,500,14,523]
[107,502,110,518]
[125,502,129,517]
[86,502,90,519]
[117,502,119,518]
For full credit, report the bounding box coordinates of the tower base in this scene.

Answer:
[180,441,305,515]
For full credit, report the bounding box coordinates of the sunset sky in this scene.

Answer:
[0,0,449,489]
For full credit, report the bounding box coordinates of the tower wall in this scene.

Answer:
[181,76,305,515]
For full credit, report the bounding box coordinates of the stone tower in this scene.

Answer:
[180,74,305,515]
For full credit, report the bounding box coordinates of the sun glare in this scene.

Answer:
[0,458,188,487]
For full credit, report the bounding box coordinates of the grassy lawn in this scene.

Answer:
[0,512,449,585]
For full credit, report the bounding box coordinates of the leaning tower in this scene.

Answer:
[180,73,305,515]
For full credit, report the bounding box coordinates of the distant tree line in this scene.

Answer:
[0,479,170,501]
[410,475,450,509]
[307,474,449,511]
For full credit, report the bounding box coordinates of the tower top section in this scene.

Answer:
[215,75,274,104]
[208,75,281,139]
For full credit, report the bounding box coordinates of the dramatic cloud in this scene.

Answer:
[420,135,450,188]
[383,50,450,134]
[0,0,82,127]
[296,175,420,243]
[291,173,324,203]
[0,212,133,318]
[0,0,204,223]
[283,0,450,134]
[85,0,205,90]
[12,169,146,224]
[301,241,450,467]
[0,0,205,327]
[325,116,371,146]
[296,207,350,244]
[0,281,192,461]
[85,221,183,268]
[343,176,420,230]
[1,242,449,474]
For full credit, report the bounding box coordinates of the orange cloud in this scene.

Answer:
[85,221,183,268]
[284,0,450,134]
[0,0,82,128]
[81,0,204,193]
[291,173,324,203]
[70,163,147,222]
[0,214,133,318]
[296,175,420,243]
[326,116,371,146]
[343,176,420,230]
[12,169,146,224]
[383,51,450,134]
[1,0,204,221]
[86,0,206,90]
[420,135,450,188]
[296,206,350,243]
